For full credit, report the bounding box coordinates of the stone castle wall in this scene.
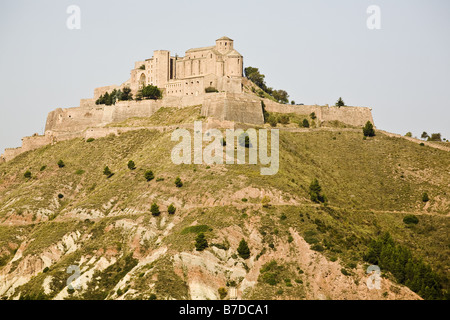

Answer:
[262,98,374,127]
[2,92,374,162]
[202,92,264,125]
[45,95,204,134]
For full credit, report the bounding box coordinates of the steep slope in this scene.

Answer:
[0,124,448,300]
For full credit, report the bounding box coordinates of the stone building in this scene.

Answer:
[95,37,244,100]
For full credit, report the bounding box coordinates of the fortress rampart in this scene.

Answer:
[262,99,374,127]
[0,36,375,163]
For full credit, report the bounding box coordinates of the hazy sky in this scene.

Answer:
[1,0,449,153]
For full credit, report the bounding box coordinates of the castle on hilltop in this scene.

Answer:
[94,37,244,100]
[0,36,374,163]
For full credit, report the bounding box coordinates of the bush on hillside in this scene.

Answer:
[195,232,208,251]
[150,203,160,216]
[363,121,375,137]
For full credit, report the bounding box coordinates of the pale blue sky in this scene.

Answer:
[1,0,449,152]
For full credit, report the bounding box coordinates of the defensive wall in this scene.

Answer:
[261,98,374,127]
[1,93,374,162]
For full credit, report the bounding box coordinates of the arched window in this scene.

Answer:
[139,73,146,88]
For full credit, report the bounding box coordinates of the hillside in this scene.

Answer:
[0,113,449,300]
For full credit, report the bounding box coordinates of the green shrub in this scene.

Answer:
[218,287,227,300]
[139,64,145,70]
[40,165,47,171]
[57,194,64,199]
[287,235,294,243]
[335,97,345,107]
[119,87,133,101]
[267,115,277,127]
[103,166,113,178]
[43,267,49,273]
[75,169,85,175]
[148,293,157,300]
[57,160,65,168]
[403,214,419,225]
[127,160,136,170]
[278,115,289,125]
[86,138,95,142]
[301,119,310,128]
[175,177,183,188]
[428,133,442,142]
[140,85,162,100]
[259,260,283,285]
[311,244,324,252]
[195,232,208,251]
[422,192,429,202]
[309,178,327,203]
[205,87,218,93]
[168,204,176,215]
[144,170,154,181]
[24,170,32,179]
[150,203,160,217]
[310,112,316,120]
[261,196,270,208]
[341,268,351,276]
[237,239,250,259]
[241,198,248,202]
[363,121,375,137]
[405,132,412,137]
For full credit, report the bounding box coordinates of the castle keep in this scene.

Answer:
[95,37,244,100]
[0,37,374,162]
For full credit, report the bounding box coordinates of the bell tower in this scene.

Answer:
[215,36,234,54]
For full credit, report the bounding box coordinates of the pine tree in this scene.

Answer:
[175,177,183,188]
[103,166,113,177]
[104,92,112,106]
[150,203,160,216]
[144,170,154,181]
[167,204,176,215]
[237,239,250,259]
[127,160,136,170]
[363,121,375,137]
[24,170,32,179]
[335,97,345,107]
[195,233,208,251]
[309,179,326,203]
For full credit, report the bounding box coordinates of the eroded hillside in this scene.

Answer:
[0,126,448,300]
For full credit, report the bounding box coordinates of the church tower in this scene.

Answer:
[215,36,234,54]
